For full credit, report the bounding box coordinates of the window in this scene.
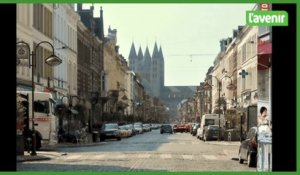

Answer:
[258,26,270,36]
[242,44,246,63]
[34,100,49,114]
[205,119,215,126]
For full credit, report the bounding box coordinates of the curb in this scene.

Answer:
[206,141,241,146]
[41,142,103,150]
[17,155,51,163]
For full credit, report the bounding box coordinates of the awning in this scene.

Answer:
[258,40,272,55]
[258,40,272,70]
[258,54,271,70]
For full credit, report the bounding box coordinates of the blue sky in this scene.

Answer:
[82,3,255,86]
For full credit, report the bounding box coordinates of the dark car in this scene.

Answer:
[160,124,173,134]
[100,123,122,141]
[191,124,200,136]
[203,125,225,141]
[238,127,257,167]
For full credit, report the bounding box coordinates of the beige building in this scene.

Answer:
[17,4,56,94]
[103,27,129,115]
[236,26,258,109]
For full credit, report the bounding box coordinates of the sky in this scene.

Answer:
[81,3,255,86]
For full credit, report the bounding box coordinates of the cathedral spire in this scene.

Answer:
[144,46,151,63]
[159,46,164,60]
[128,42,137,59]
[152,41,159,59]
[137,46,143,61]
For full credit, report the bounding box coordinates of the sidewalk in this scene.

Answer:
[205,141,241,146]
[17,154,51,163]
[17,141,103,162]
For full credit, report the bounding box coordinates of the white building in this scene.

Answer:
[53,4,80,98]
[125,71,135,115]
[17,4,56,93]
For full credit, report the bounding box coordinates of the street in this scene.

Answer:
[17,129,255,172]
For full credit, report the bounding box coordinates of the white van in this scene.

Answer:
[197,114,225,140]
[17,91,59,149]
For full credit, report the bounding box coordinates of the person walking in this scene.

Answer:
[257,106,272,171]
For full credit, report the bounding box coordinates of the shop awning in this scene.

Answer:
[258,40,272,55]
[258,40,272,70]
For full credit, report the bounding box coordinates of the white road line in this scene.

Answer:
[138,154,150,158]
[182,155,193,160]
[93,155,106,159]
[65,155,82,160]
[202,155,217,160]
[115,154,126,159]
[160,154,172,159]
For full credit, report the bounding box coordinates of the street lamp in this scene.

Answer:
[203,75,236,141]
[16,41,62,155]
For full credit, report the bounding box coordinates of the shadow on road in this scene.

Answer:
[17,163,167,172]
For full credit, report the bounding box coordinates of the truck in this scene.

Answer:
[17,91,59,150]
[197,114,225,140]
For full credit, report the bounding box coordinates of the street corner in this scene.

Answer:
[17,155,51,163]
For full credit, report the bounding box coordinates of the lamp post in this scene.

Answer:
[16,41,62,155]
[203,75,236,141]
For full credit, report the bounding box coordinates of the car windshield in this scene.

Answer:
[119,126,126,130]
[105,124,118,129]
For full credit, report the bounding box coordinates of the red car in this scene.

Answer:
[173,124,190,133]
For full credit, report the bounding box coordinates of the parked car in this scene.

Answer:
[118,125,132,138]
[100,123,122,141]
[160,124,173,134]
[142,124,151,132]
[151,124,160,130]
[125,124,137,136]
[191,123,200,136]
[238,127,257,167]
[134,124,143,134]
[203,125,225,141]
[173,124,189,133]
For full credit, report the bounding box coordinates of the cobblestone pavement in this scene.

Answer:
[17,130,256,172]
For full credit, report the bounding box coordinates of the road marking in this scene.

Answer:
[115,154,126,159]
[93,155,106,159]
[182,155,193,160]
[202,155,217,160]
[160,154,172,159]
[65,155,82,160]
[138,154,150,158]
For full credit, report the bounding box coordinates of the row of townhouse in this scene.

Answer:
[190,4,272,130]
[16,4,162,132]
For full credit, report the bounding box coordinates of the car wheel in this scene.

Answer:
[239,151,244,164]
[117,137,121,141]
[161,132,163,134]
[247,153,255,167]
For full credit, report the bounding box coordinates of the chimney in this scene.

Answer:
[233,29,238,38]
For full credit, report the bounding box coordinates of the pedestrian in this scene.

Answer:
[257,106,272,172]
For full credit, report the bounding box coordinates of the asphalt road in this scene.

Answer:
[17,129,256,172]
